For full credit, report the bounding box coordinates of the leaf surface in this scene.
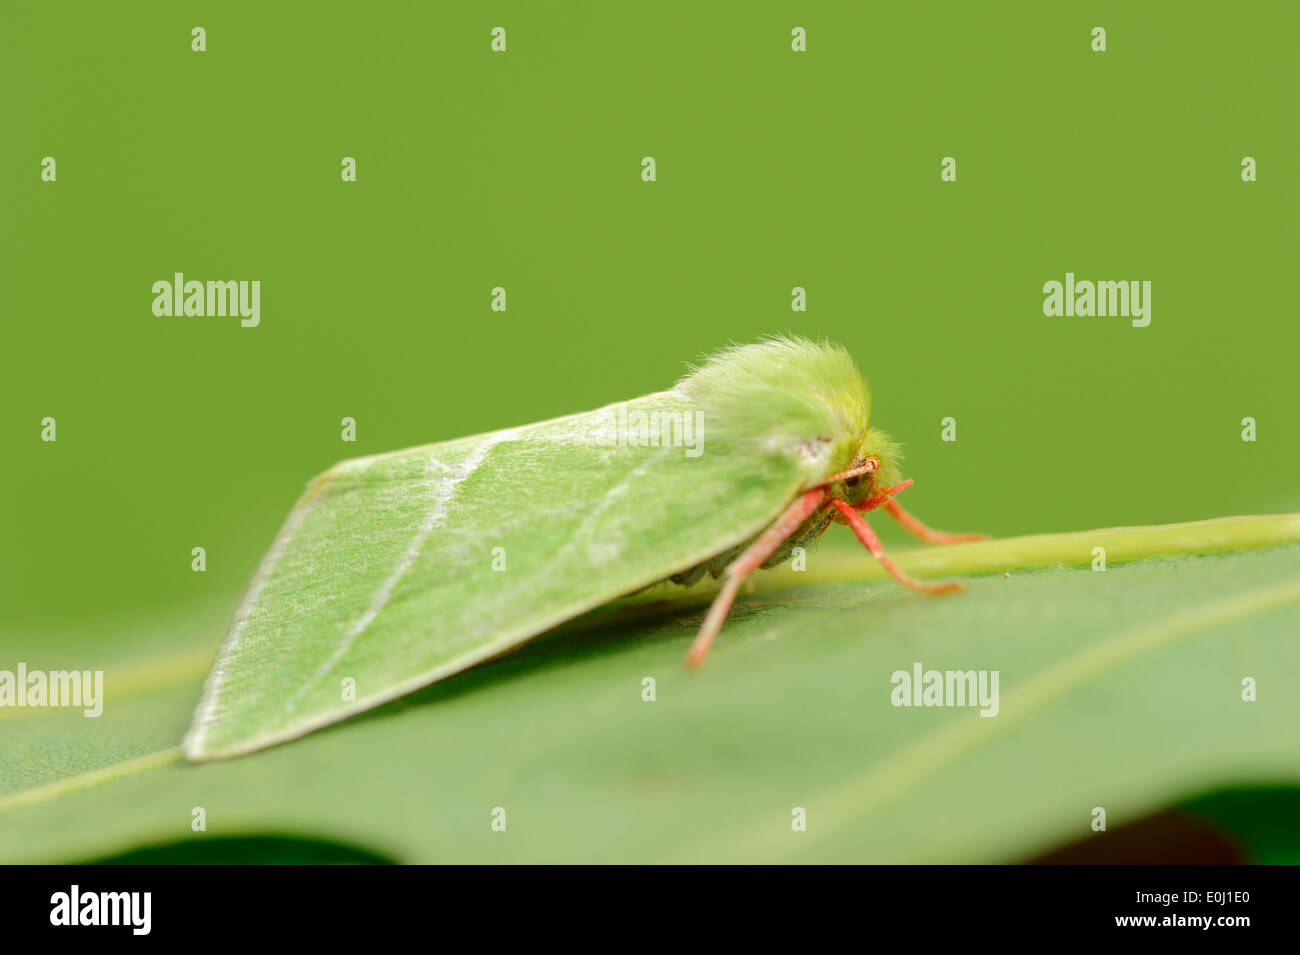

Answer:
[3,531,1298,863]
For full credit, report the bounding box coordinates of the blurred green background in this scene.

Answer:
[4,2,1300,869]
[3,1,1297,629]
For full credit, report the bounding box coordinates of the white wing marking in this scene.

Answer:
[284,428,521,711]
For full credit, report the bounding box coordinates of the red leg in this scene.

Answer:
[829,498,963,595]
[883,498,988,544]
[686,488,827,669]
[857,479,913,512]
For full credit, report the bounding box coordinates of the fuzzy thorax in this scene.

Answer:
[676,335,902,497]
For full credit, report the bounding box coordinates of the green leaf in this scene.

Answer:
[2,522,1298,863]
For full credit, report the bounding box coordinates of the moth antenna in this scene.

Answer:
[820,457,879,486]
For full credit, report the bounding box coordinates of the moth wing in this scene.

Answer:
[185,391,804,759]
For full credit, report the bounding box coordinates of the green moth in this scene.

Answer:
[184,337,984,760]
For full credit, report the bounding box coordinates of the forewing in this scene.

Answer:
[184,392,803,758]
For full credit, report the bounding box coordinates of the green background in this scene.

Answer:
[1,2,1297,863]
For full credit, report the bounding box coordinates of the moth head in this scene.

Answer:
[834,428,906,509]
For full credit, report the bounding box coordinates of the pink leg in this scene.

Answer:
[686,488,827,669]
[857,479,913,512]
[829,498,963,595]
[884,498,988,545]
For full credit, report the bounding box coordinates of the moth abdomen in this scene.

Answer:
[668,506,834,587]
